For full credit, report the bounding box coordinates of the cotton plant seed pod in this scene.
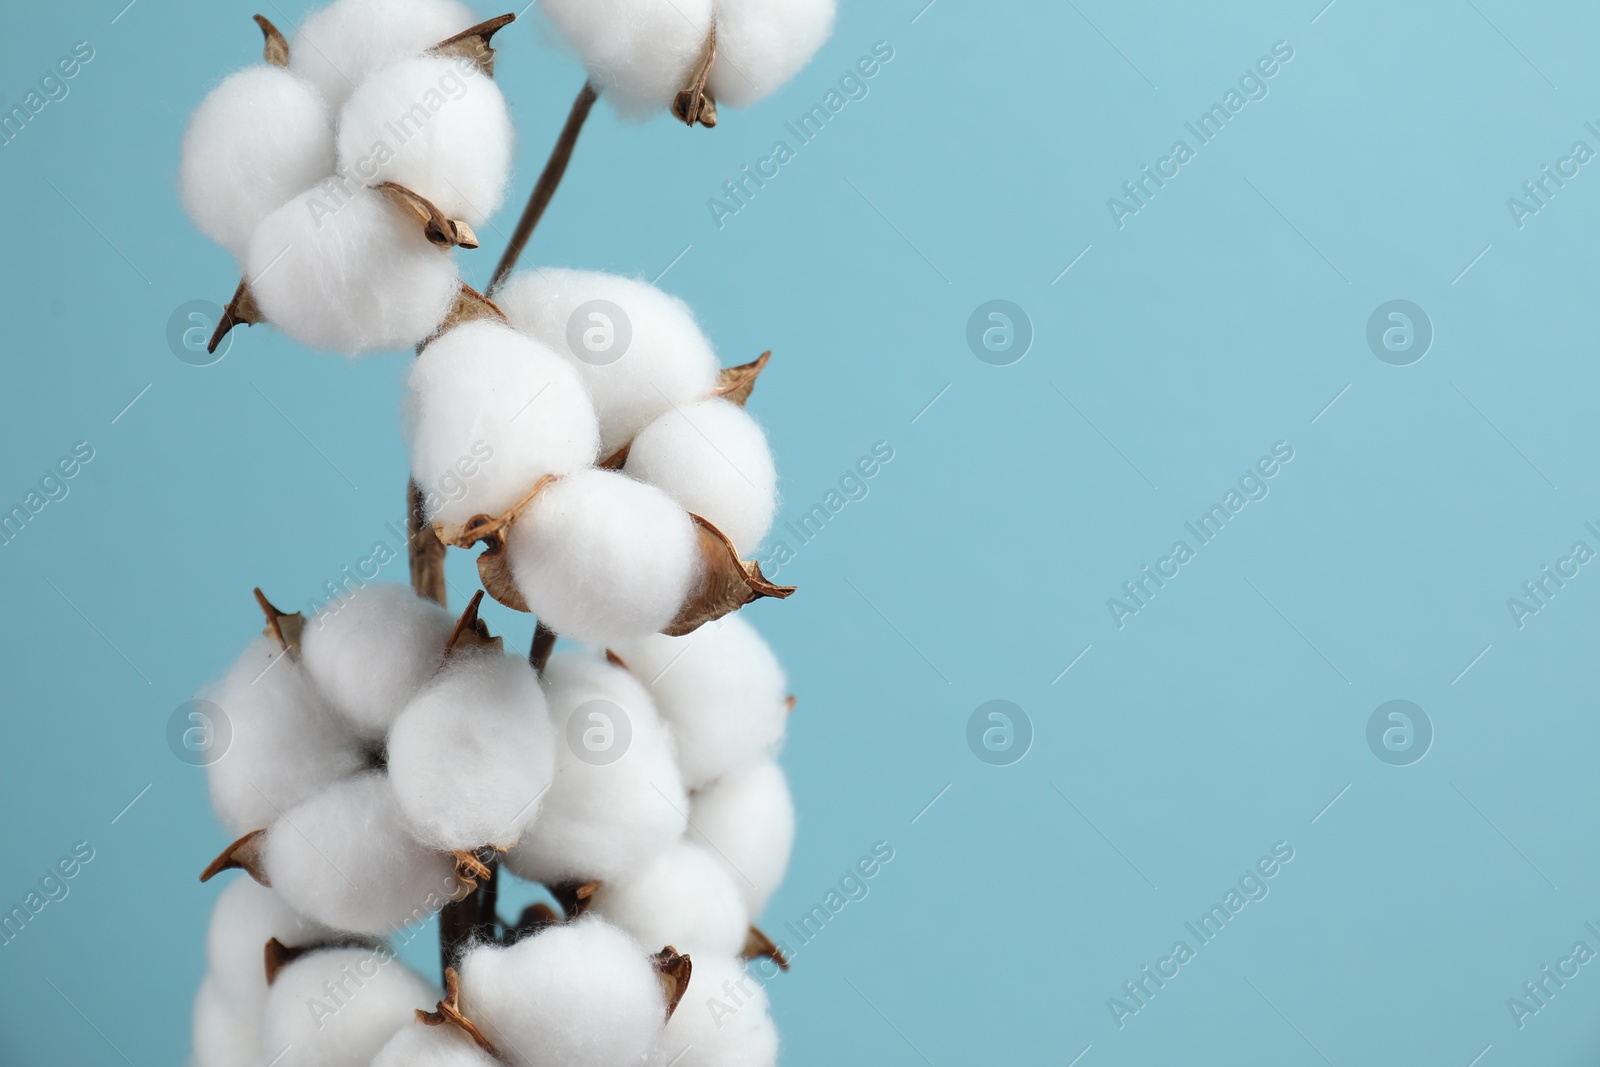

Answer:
[687,759,793,915]
[180,66,335,258]
[458,918,667,1067]
[613,614,787,789]
[193,975,264,1067]
[707,0,837,110]
[372,1022,499,1067]
[200,636,368,835]
[206,878,336,1015]
[387,648,557,851]
[299,583,455,744]
[625,397,777,552]
[245,185,460,355]
[406,320,600,529]
[505,469,700,644]
[291,0,477,110]
[336,54,513,225]
[591,840,750,957]
[262,771,462,936]
[263,945,439,1067]
[647,954,779,1067]
[495,269,721,457]
[503,652,686,886]
[536,0,715,119]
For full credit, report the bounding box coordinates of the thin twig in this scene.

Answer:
[529,622,557,673]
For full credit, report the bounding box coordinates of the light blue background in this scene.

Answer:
[4,0,1600,1064]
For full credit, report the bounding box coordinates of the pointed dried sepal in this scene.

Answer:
[605,650,629,670]
[785,695,796,714]
[435,474,557,549]
[742,925,789,971]
[664,516,795,637]
[421,282,509,352]
[254,14,290,67]
[671,23,719,128]
[452,846,504,888]
[208,278,262,355]
[710,351,771,407]
[201,828,270,885]
[430,13,517,77]
[376,182,479,249]
[418,967,500,1057]
[549,880,600,921]
[253,587,305,656]
[445,590,504,657]
[263,937,312,984]
[477,539,531,613]
[652,947,694,1020]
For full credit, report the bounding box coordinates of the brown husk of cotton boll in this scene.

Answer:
[376,182,479,250]
[420,282,510,353]
[206,278,262,355]
[652,947,694,1020]
[549,879,601,920]
[442,589,504,658]
[672,24,719,128]
[252,587,304,655]
[253,14,289,68]
[429,13,518,78]
[200,828,269,885]
[263,935,380,985]
[742,925,790,971]
[663,515,794,636]
[418,967,500,1057]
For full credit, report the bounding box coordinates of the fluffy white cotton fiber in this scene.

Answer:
[459,918,666,1067]
[708,0,838,109]
[207,879,335,1016]
[291,0,476,110]
[193,976,263,1067]
[495,269,721,456]
[503,653,686,885]
[387,650,556,851]
[537,0,714,118]
[180,66,334,258]
[506,469,699,644]
[201,637,367,834]
[336,55,513,225]
[625,398,777,551]
[300,584,455,743]
[246,185,459,355]
[687,760,793,915]
[406,320,599,527]
[372,1023,499,1067]
[591,840,749,956]
[263,772,461,936]
[648,955,779,1067]
[263,946,438,1067]
[613,615,787,789]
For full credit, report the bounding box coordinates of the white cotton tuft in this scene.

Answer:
[506,469,699,644]
[201,637,367,835]
[300,584,455,743]
[406,320,599,527]
[613,614,786,789]
[503,652,686,885]
[459,918,666,1067]
[708,0,838,109]
[537,0,714,118]
[495,269,721,456]
[387,650,556,851]
[335,55,513,225]
[372,1022,499,1067]
[291,0,477,110]
[206,879,335,1016]
[648,955,778,1067]
[687,760,793,915]
[193,976,263,1067]
[625,398,777,551]
[591,840,750,957]
[180,67,334,258]
[246,185,459,355]
[263,771,461,936]
[263,946,438,1067]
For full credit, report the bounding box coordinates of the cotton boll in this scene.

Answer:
[291,0,476,110]
[406,321,599,527]
[459,918,666,1067]
[263,945,438,1067]
[687,760,793,915]
[263,772,461,936]
[336,55,512,225]
[708,0,837,109]
[506,469,699,644]
[538,0,714,118]
[591,841,749,957]
[180,67,334,257]
[201,637,368,834]
[495,269,720,456]
[613,615,786,789]
[207,878,336,1016]
[387,650,557,851]
[300,584,455,743]
[625,398,777,551]
[503,652,686,885]
[193,975,263,1067]
[246,186,459,355]
[649,955,778,1067]
[372,1023,499,1067]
